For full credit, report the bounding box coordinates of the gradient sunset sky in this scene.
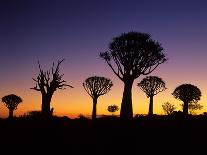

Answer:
[0,0,207,118]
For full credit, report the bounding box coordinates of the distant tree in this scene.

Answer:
[100,32,167,120]
[31,59,73,117]
[20,111,42,119]
[2,94,23,118]
[83,76,113,120]
[172,84,201,116]
[138,76,166,116]
[162,102,176,115]
[107,104,119,116]
[181,102,203,115]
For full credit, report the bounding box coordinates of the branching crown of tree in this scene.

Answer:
[83,76,113,98]
[31,59,73,93]
[108,104,119,113]
[162,102,176,115]
[100,32,167,81]
[138,76,166,97]
[172,84,201,103]
[2,94,23,110]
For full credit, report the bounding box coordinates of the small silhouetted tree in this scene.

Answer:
[162,102,176,115]
[138,76,166,116]
[83,76,113,120]
[2,94,23,118]
[108,104,119,116]
[172,84,201,116]
[31,59,73,117]
[181,102,203,115]
[100,32,167,119]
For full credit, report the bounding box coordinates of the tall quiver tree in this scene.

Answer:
[138,76,166,116]
[2,94,23,118]
[100,32,167,119]
[172,84,201,116]
[83,76,113,120]
[31,59,73,117]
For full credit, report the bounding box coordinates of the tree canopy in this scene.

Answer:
[172,84,201,115]
[83,76,113,99]
[100,31,167,119]
[138,76,166,97]
[172,84,201,104]
[100,32,167,82]
[83,76,113,120]
[2,94,23,110]
[107,104,119,114]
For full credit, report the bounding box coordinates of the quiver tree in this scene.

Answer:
[100,32,167,119]
[2,94,23,118]
[83,76,113,120]
[31,59,73,117]
[172,84,201,116]
[138,76,166,116]
[107,104,119,116]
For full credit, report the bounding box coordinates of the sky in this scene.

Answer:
[0,0,207,118]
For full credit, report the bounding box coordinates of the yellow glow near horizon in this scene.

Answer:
[0,66,207,119]
[0,57,207,118]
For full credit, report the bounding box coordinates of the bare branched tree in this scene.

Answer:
[172,84,201,116]
[2,94,23,118]
[162,102,176,115]
[31,59,73,117]
[100,32,167,119]
[83,76,113,120]
[138,76,166,116]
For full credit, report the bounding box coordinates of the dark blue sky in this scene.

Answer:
[0,0,207,116]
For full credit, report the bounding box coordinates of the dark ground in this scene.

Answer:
[0,115,207,155]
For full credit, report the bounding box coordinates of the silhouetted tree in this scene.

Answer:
[100,32,167,119]
[138,76,166,116]
[181,102,203,115]
[83,76,113,120]
[107,104,119,116]
[172,84,201,116]
[2,94,23,118]
[162,102,176,115]
[31,59,73,117]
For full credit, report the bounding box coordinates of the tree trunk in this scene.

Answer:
[42,93,53,117]
[183,101,188,116]
[92,97,98,121]
[148,96,154,116]
[120,80,134,120]
[9,109,13,119]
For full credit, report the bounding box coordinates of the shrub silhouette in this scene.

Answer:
[172,84,201,116]
[181,102,203,115]
[83,76,113,120]
[100,32,167,120]
[138,76,166,116]
[2,94,23,118]
[162,102,176,115]
[107,104,119,116]
[31,59,73,118]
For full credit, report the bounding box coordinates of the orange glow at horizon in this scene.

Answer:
[1,61,207,119]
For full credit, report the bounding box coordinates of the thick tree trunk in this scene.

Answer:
[120,80,134,120]
[9,109,13,118]
[148,96,154,116]
[92,97,98,121]
[183,101,188,116]
[42,93,53,117]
